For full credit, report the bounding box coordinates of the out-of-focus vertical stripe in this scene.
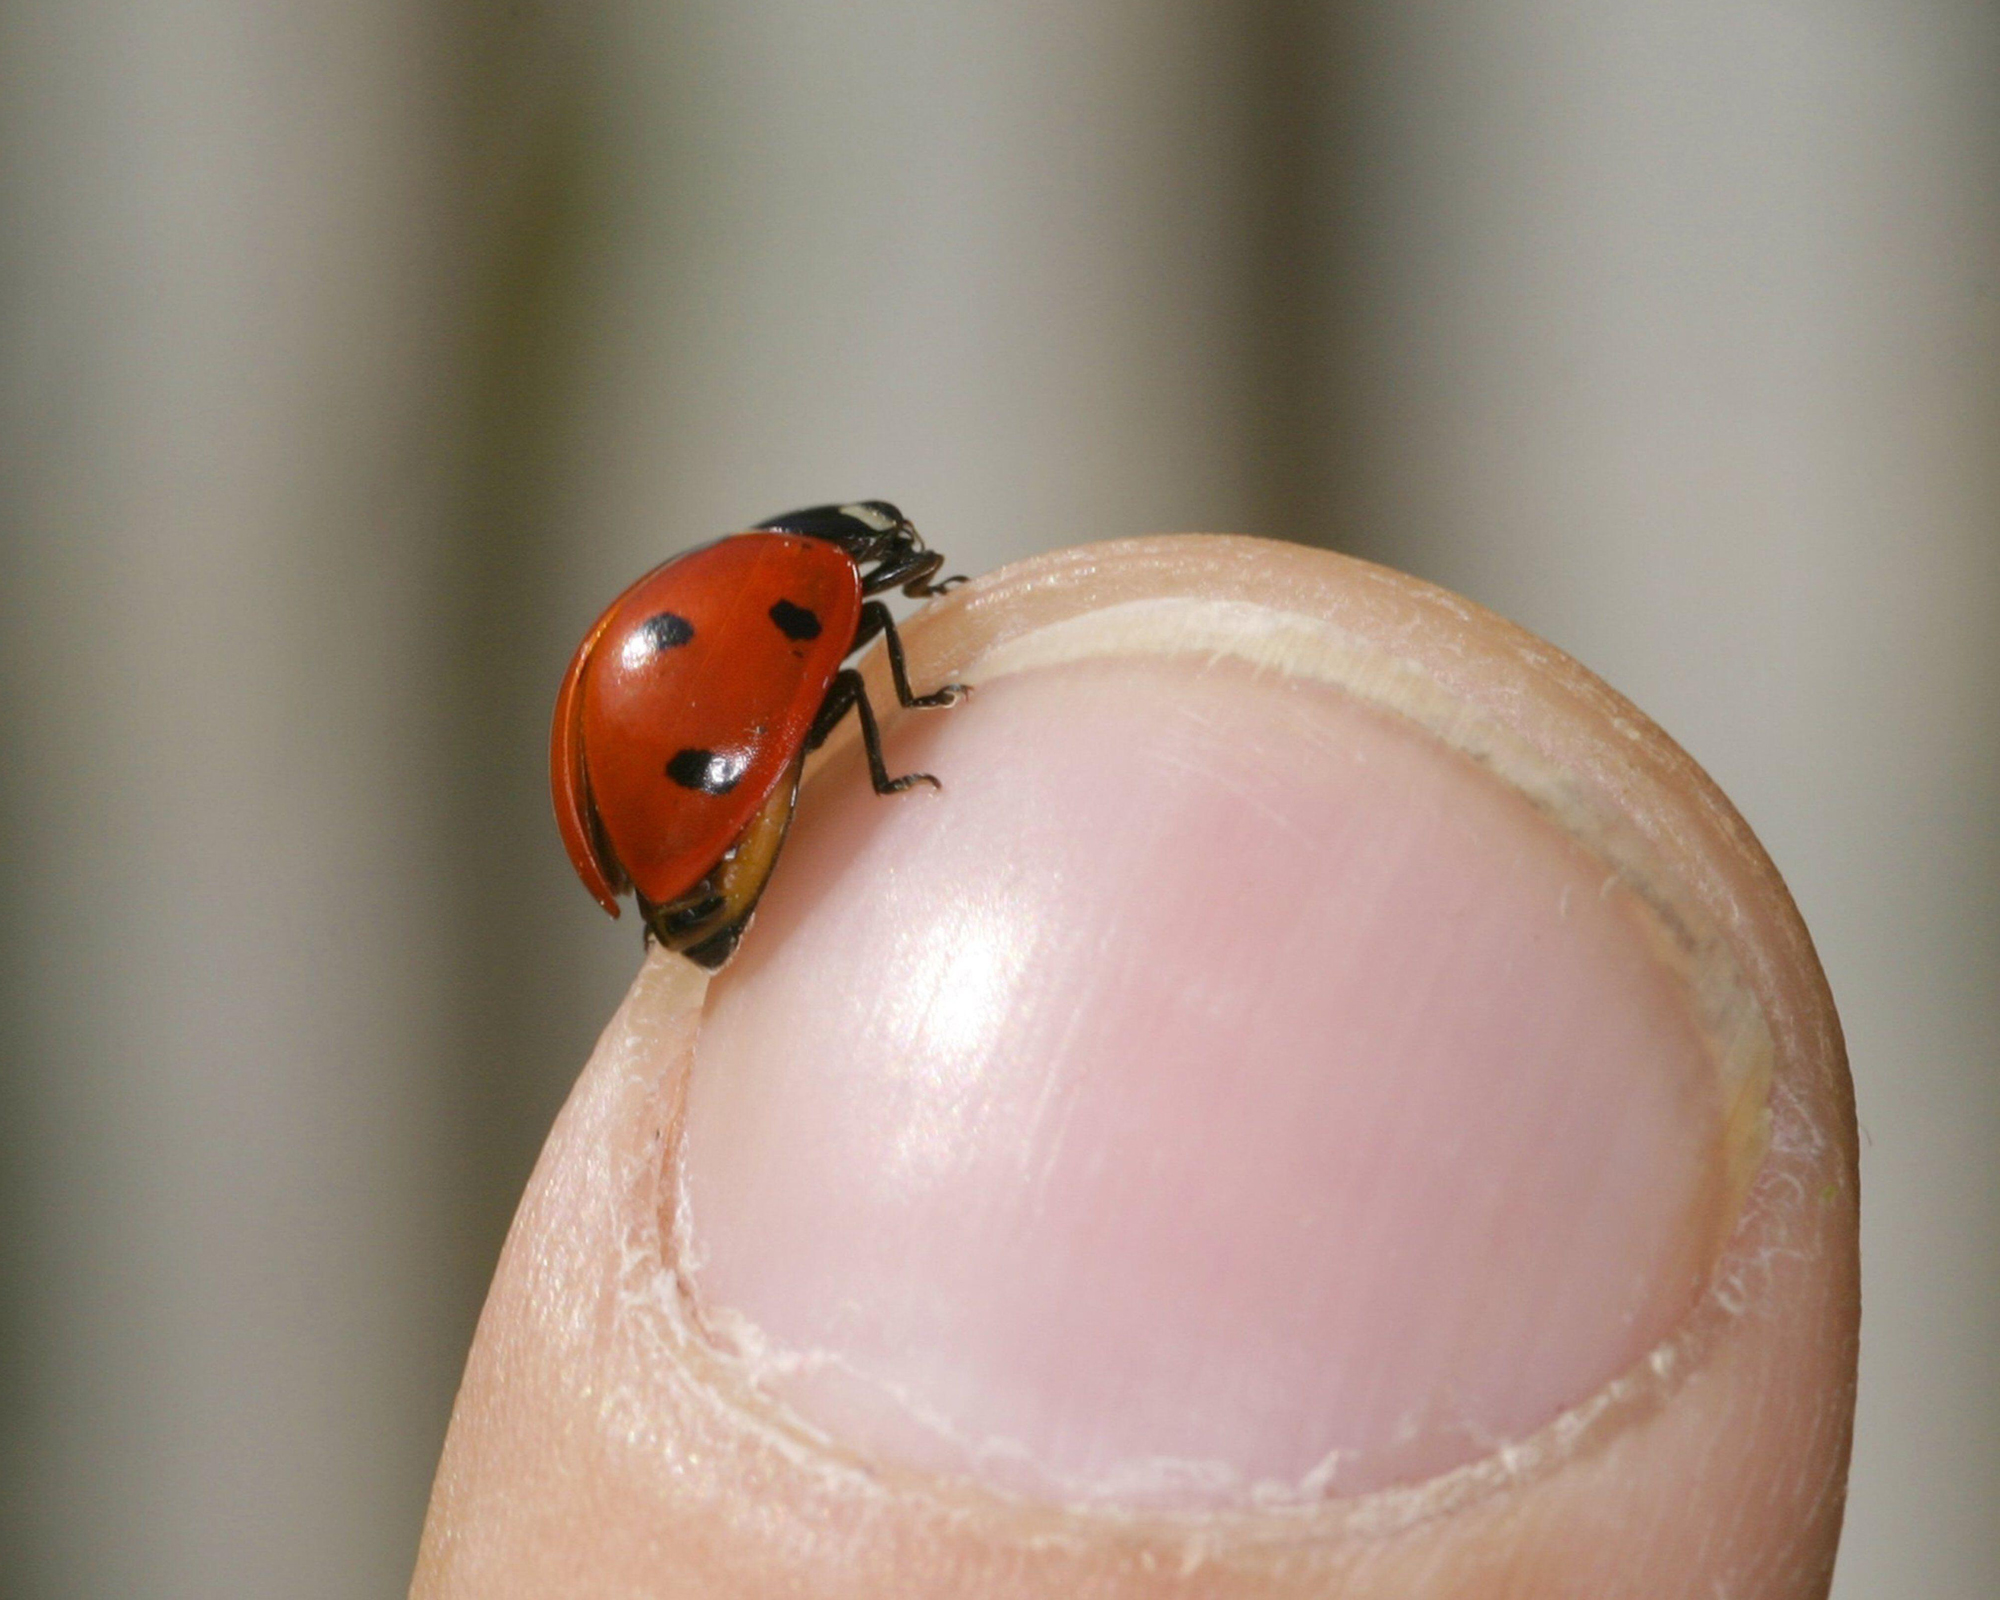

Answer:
[0,0,490,1592]
[559,0,1297,580]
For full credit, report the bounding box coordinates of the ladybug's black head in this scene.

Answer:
[756,500,919,563]
[756,500,961,599]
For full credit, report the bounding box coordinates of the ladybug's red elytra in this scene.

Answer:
[552,501,967,968]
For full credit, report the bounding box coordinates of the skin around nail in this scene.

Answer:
[414,536,1857,1600]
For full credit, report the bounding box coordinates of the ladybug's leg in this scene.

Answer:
[808,669,940,795]
[852,601,969,709]
[862,547,967,598]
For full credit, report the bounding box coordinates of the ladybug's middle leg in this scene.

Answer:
[808,669,939,795]
[851,601,968,710]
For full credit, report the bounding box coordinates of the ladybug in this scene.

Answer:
[551,501,967,968]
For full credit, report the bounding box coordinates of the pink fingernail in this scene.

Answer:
[678,652,1729,1505]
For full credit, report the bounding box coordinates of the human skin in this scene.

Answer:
[412,536,1858,1598]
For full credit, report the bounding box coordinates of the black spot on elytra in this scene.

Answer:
[667,747,748,795]
[768,598,822,642]
[634,611,694,652]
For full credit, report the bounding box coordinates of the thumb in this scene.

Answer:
[414,537,1857,1598]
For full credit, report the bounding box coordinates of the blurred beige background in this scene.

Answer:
[1,2,1992,1594]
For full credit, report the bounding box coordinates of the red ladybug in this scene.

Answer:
[552,501,966,967]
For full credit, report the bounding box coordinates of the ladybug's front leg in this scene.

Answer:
[808,669,939,795]
[851,601,969,710]
[861,546,966,598]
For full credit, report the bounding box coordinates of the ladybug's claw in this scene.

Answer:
[815,668,953,797]
[857,601,972,712]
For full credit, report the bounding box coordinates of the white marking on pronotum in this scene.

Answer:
[838,502,897,532]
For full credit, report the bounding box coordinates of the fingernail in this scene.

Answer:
[678,638,1734,1506]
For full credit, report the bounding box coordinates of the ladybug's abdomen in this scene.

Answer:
[577,533,861,906]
